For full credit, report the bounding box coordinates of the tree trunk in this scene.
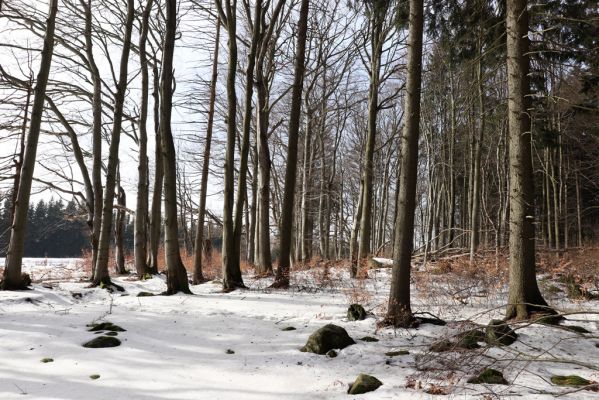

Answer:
[148,62,163,275]
[134,0,154,278]
[82,0,103,281]
[91,0,135,287]
[114,174,127,275]
[1,0,58,290]
[161,0,191,295]
[229,0,262,288]
[220,0,242,290]
[357,8,384,269]
[470,49,485,264]
[256,52,273,275]
[505,0,550,320]
[386,0,423,327]
[272,0,309,288]
[192,17,220,284]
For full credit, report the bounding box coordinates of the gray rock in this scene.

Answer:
[82,336,121,348]
[347,304,367,321]
[300,324,355,354]
[348,373,383,395]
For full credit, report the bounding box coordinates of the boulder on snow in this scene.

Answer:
[281,326,297,331]
[88,322,126,332]
[82,336,121,348]
[347,304,367,321]
[348,373,383,395]
[467,368,507,385]
[485,320,517,346]
[300,324,355,354]
[551,375,591,386]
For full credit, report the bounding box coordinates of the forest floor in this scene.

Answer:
[1,252,599,399]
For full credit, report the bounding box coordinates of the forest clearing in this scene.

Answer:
[1,0,598,398]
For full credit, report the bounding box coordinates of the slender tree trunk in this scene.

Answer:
[148,63,163,275]
[91,0,135,287]
[81,0,103,280]
[386,0,423,327]
[349,183,364,277]
[11,75,32,223]
[256,55,273,275]
[358,10,384,268]
[134,0,154,278]
[221,0,242,290]
[575,168,582,247]
[505,0,550,320]
[1,0,58,290]
[192,17,220,284]
[161,0,191,295]
[114,173,127,274]
[272,0,309,288]
[470,50,485,264]
[229,0,261,288]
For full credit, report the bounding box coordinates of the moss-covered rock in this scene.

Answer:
[225,349,235,354]
[326,349,338,358]
[467,368,508,384]
[551,375,591,386]
[360,336,379,342]
[457,329,485,349]
[348,373,383,395]
[137,291,155,297]
[385,350,409,356]
[40,358,54,363]
[347,304,367,321]
[105,331,118,336]
[89,374,100,380]
[88,322,126,332]
[82,336,121,348]
[300,324,355,354]
[281,326,296,331]
[485,320,517,346]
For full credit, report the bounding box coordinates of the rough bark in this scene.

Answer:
[386,0,424,327]
[504,0,550,320]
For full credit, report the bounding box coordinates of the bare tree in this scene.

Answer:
[1,0,58,290]
[272,0,310,288]
[386,0,423,327]
[91,0,135,288]
[161,0,191,294]
[192,16,220,285]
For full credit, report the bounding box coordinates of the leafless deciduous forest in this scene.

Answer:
[1,0,599,330]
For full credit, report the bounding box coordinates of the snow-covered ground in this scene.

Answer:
[1,259,599,399]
